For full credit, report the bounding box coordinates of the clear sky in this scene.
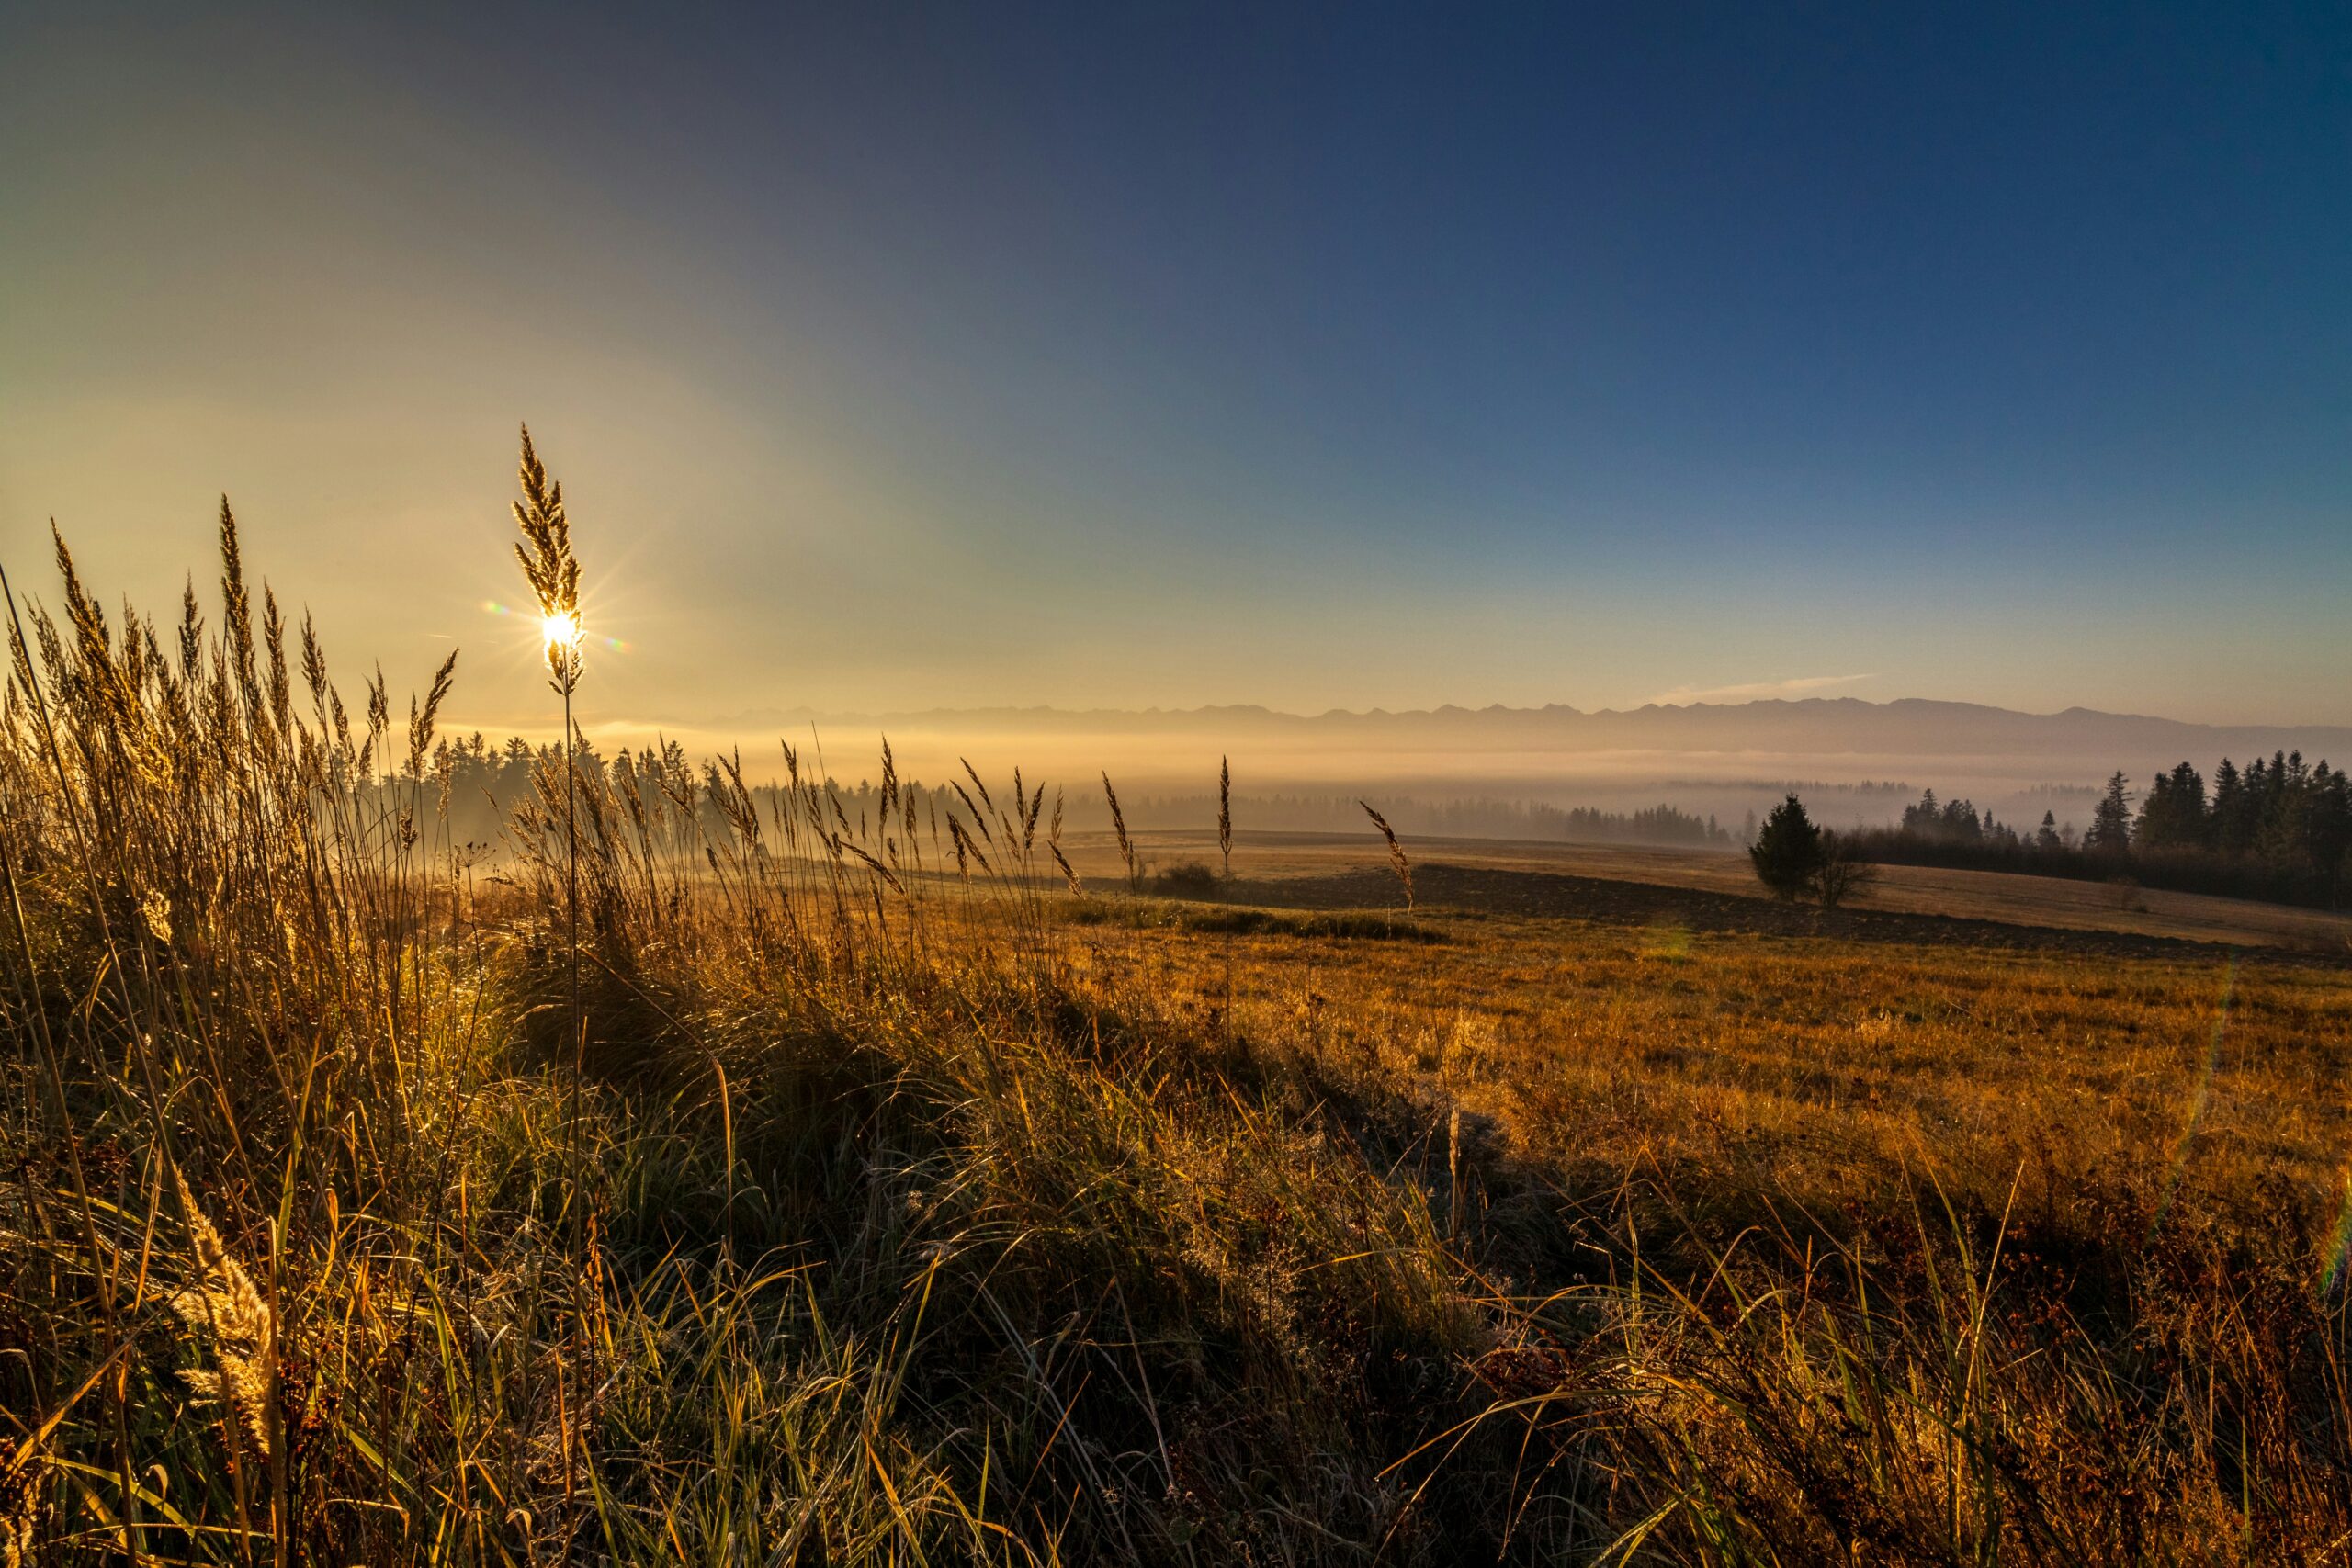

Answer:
[4,2,2347,733]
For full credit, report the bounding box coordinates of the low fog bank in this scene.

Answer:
[435,697,2349,852]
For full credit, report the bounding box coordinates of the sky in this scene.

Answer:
[3,1,2348,737]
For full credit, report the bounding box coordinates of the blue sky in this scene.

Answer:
[3,2,2347,728]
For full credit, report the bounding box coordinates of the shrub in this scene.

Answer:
[1812,832,1879,908]
[1149,859,1222,897]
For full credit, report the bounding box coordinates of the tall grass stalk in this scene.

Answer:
[510,424,588,1191]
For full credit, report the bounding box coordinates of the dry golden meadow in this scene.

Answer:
[6,472,2351,1564]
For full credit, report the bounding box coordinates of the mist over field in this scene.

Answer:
[513,695,2352,840]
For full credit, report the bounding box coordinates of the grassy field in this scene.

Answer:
[1088,829,2352,956]
[6,522,2352,1564]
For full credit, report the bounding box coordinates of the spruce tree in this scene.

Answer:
[2211,758,2245,853]
[2133,762,2207,851]
[2085,771,2133,857]
[1750,793,1826,900]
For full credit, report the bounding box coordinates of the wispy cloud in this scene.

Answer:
[1645,673,1878,706]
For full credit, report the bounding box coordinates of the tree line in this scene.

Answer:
[418,732,1012,857]
[1839,750,2352,908]
[1121,792,1736,847]
[409,733,1745,854]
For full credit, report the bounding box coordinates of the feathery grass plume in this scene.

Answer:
[951,778,993,843]
[1010,766,1033,851]
[354,665,389,779]
[298,610,327,715]
[843,840,903,893]
[1218,755,1232,885]
[263,586,292,741]
[46,525,101,654]
[218,498,262,718]
[511,423,582,696]
[1102,771,1138,893]
[170,1172,276,1463]
[959,757,995,818]
[48,525,123,725]
[365,665,389,745]
[1048,789,1083,893]
[4,613,31,714]
[178,575,203,676]
[1360,799,1414,910]
[827,782,853,842]
[405,649,460,777]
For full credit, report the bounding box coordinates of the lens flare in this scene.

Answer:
[2325,1175,2352,1296]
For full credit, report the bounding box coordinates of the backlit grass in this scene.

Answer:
[5,510,2349,1563]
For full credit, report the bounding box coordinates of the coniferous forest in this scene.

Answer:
[1844,754,2352,908]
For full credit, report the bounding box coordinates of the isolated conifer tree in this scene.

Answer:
[1750,793,1826,900]
[2036,809,2062,851]
[2085,771,2134,857]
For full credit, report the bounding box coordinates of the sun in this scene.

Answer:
[540,609,583,657]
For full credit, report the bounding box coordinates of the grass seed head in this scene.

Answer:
[170,1172,276,1463]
